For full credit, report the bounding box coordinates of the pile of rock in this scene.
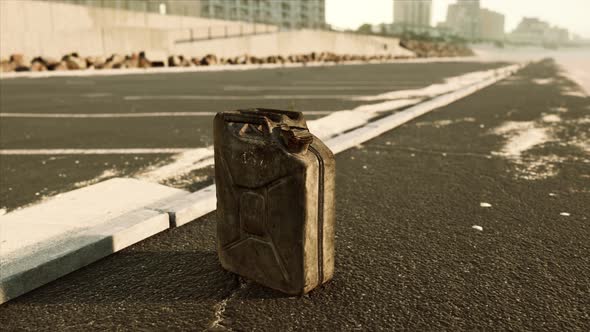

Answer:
[0,52,163,73]
[0,40,475,73]
[400,40,474,58]
[172,52,414,67]
[0,51,418,73]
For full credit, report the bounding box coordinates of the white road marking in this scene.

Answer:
[0,111,333,118]
[124,94,361,101]
[324,65,522,155]
[292,80,424,85]
[352,67,506,101]
[222,85,414,91]
[0,148,193,155]
[139,147,214,182]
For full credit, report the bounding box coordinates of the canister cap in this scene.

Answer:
[280,124,313,153]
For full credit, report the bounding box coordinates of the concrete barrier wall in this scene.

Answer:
[0,0,413,60]
[0,0,276,58]
[173,30,414,58]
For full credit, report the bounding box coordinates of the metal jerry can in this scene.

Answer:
[214,108,335,295]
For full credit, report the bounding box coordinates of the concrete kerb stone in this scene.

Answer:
[0,209,170,304]
[147,184,216,228]
[0,178,187,304]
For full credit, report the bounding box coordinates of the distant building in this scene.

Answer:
[392,0,432,34]
[445,0,480,40]
[509,17,569,45]
[200,0,326,29]
[479,8,505,41]
[44,0,326,30]
[43,0,202,17]
[373,22,452,38]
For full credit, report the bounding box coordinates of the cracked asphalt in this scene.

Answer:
[1,60,589,330]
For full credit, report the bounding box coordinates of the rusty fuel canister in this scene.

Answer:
[213,108,335,295]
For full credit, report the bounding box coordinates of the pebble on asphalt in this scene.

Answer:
[560,212,571,216]
[472,225,483,231]
[480,202,492,208]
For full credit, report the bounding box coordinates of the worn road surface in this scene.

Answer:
[1,60,589,330]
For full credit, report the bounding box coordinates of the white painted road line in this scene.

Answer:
[222,85,416,91]
[292,80,425,85]
[326,64,522,154]
[124,94,362,101]
[0,112,221,118]
[139,147,214,182]
[0,148,194,155]
[0,111,333,118]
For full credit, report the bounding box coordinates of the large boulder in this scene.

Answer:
[138,51,151,68]
[30,58,47,71]
[10,54,29,67]
[124,53,140,68]
[200,54,218,66]
[103,54,126,69]
[62,53,87,70]
[86,56,106,69]
[168,55,191,67]
[1,58,16,72]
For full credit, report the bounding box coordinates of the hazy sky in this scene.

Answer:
[325,0,590,38]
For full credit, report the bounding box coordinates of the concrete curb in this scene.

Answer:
[0,178,185,304]
[150,184,217,228]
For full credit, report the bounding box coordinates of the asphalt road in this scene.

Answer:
[1,60,588,330]
[0,61,508,211]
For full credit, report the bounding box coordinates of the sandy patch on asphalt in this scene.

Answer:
[492,113,589,180]
[541,114,562,123]
[493,121,551,157]
[532,78,554,85]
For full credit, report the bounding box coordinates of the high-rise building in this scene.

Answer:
[393,0,432,27]
[200,0,326,29]
[479,8,505,41]
[446,0,480,40]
